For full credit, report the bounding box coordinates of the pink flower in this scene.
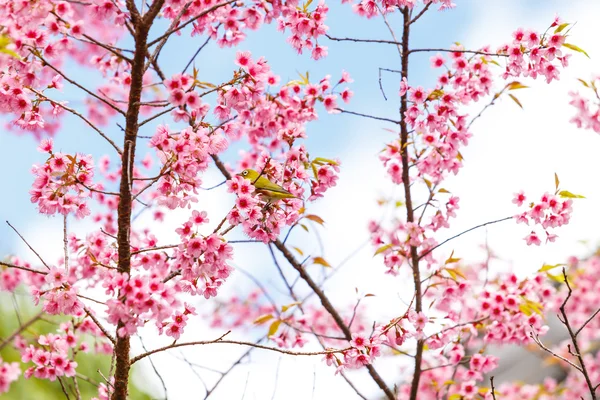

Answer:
[524,231,542,246]
[512,191,526,206]
[412,312,428,331]
[430,54,445,68]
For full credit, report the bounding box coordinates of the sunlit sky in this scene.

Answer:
[2,0,600,398]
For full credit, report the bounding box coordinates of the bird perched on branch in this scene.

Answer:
[237,169,297,202]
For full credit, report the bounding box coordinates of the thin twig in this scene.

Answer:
[33,52,125,116]
[558,269,597,399]
[0,260,47,275]
[84,307,116,345]
[139,338,168,399]
[409,2,432,25]
[336,108,400,124]
[131,335,347,365]
[182,36,211,74]
[6,221,51,270]
[575,307,600,337]
[30,89,122,154]
[529,327,582,372]
[418,216,512,261]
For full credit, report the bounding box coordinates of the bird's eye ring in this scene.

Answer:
[242,170,248,176]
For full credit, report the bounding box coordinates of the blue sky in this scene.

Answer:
[2,0,600,398]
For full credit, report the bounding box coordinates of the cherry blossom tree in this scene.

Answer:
[1,0,599,399]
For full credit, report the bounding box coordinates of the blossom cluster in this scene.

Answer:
[29,138,95,218]
[369,195,459,276]
[18,320,110,383]
[0,0,128,137]
[382,22,573,189]
[349,0,456,19]
[513,190,575,245]
[163,0,330,59]
[149,123,228,210]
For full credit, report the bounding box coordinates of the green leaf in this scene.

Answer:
[563,43,590,58]
[558,190,585,199]
[539,263,564,272]
[438,188,450,193]
[508,93,523,109]
[300,223,309,232]
[268,320,282,336]
[254,314,274,325]
[313,256,331,268]
[374,244,393,256]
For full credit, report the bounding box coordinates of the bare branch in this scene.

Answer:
[130,334,348,365]
[529,326,582,372]
[0,260,47,275]
[6,221,51,270]
[409,2,431,25]
[575,306,600,337]
[84,307,116,345]
[336,108,400,124]
[30,89,123,154]
[418,216,513,261]
[558,269,598,399]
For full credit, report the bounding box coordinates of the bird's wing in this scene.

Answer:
[255,176,293,194]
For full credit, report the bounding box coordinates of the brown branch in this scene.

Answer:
[408,48,509,57]
[326,34,403,46]
[130,333,347,365]
[490,376,497,400]
[111,0,166,397]
[559,269,597,399]
[575,307,600,337]
[131,244,178,255]
[530,326,582,372]
[409,2,431,25]
[395,8,423,400]
[84,307,116,345]
[0,260,47,275]
[145,1,194,73]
